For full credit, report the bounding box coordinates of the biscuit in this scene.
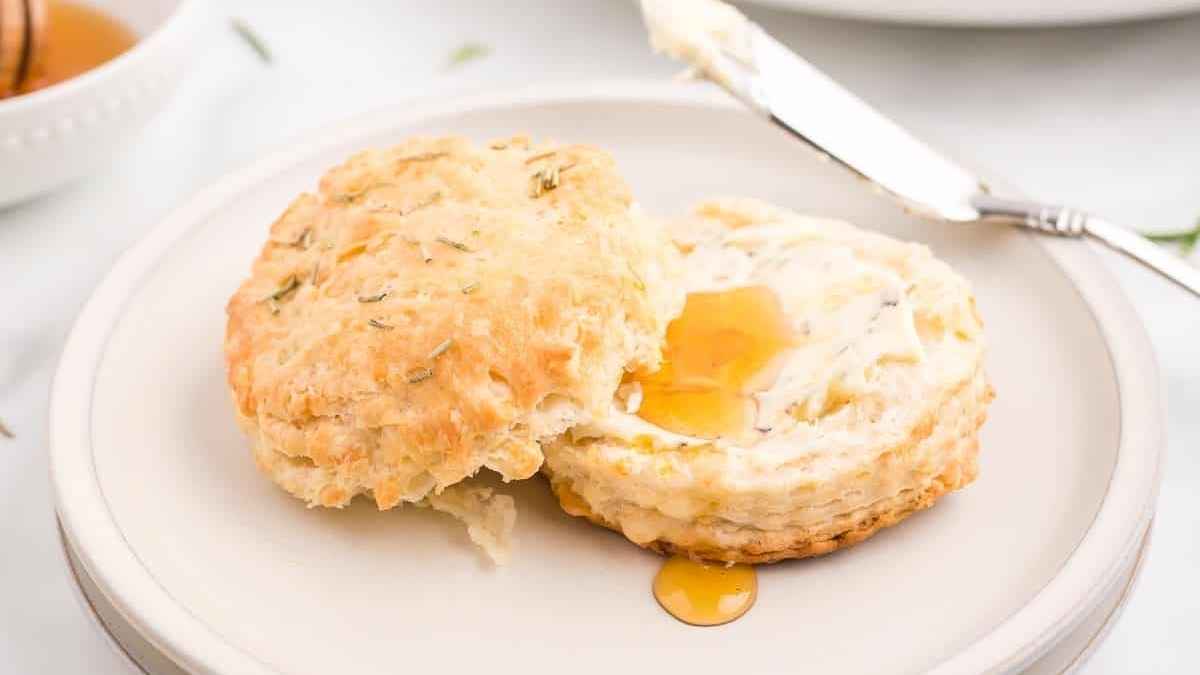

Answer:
[542,198,993,563]
[225,136,683,512]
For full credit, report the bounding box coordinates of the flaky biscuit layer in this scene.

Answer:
[546,367,990,563]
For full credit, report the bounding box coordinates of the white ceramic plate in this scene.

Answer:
[51,82,1164,675]
[744,0,1200,26]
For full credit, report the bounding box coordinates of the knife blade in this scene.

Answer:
[639,0,1200,297]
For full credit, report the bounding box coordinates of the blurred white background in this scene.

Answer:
[1,1,1197,672]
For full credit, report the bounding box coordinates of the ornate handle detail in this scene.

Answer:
[971,193,1200,298]
[1027,205,1088,237]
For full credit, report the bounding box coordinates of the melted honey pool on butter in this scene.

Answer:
[629,285,795,440]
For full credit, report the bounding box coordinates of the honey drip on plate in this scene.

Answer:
[20,1,137,95]
[630,285,794,439]
[653,556,757,626]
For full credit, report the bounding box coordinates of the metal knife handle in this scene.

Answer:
[1083,218,1200,298]
[973,194,1200,298]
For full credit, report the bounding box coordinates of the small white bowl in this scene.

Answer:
[0,0,202,207]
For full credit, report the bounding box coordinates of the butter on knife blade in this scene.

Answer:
[639,0,754,85]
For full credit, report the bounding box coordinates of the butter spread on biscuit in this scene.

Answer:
[588,217,925,450]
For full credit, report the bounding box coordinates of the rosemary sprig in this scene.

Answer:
[357,290,389,303]
[446,42,491,69]
[273,228,311,248]
[626,261,646,291]
[270,274,299,300]
[529,163,576,198]
[368,318,394,330]
[408,192,443,214]
[427,338,453,360]
[231,18,272,63]
[407,367,434,383]
[398,152,449,163]
[0,419,13,439]
[331,182,396,205]
[523,150,558,165]
[435,236,470,252]
[260,271,300,314]
[264,274,300,313]
[1145,222,1200,255]
[373,192,443,216]
[336,243,367,262]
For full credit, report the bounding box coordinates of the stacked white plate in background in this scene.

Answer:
[745,0,1200,25]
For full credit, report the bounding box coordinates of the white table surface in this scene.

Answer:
[2,1,1197,673]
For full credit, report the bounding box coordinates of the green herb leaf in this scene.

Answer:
[231,18,272,64]
[447,42,490,69]
[1144,221,1200,255]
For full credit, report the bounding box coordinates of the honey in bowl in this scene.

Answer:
[10,0,137,98]
[653,556,757,626]
[630,285,795,439]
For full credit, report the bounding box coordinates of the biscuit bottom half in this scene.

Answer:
[542,367,991,564]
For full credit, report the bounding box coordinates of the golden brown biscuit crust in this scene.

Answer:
[226,136,681,509]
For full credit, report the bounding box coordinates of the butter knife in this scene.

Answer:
[639,0,1200,298]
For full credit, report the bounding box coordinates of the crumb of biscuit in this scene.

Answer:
[419,484,517,565]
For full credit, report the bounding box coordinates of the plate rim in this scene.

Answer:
[49,80,1165,675]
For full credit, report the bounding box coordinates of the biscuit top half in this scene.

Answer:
[224,136,683,509]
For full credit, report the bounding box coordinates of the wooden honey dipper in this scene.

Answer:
[0,0,47,98]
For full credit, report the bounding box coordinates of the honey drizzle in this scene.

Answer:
[653,556,757,626]
[629,285,795,439]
